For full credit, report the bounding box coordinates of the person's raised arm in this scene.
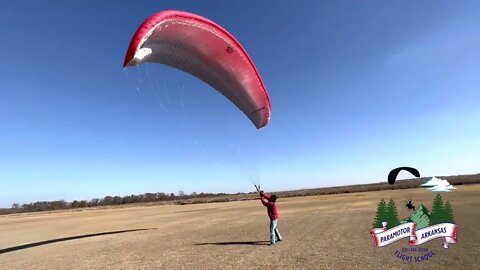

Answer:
[260,191,270,200]
[261,197,273,207]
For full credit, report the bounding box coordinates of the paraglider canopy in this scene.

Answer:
[387,167,420,185]
[124,10,271,129]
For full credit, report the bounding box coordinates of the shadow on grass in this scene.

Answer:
[0,228,156,255]
[195,241,270,246]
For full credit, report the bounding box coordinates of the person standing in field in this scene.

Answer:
[257,186,282,246]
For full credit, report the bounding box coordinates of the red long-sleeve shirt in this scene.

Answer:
[260,191,278,220]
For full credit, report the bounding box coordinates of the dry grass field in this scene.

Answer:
[1,185,479,269]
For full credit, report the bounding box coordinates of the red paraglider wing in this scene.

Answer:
[124,10,271,129]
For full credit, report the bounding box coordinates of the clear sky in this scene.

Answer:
[1,1,479,207]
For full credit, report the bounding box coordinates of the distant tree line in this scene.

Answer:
[1,173,478,215]
[1,191,233,215]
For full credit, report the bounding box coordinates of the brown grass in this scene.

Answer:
[0,184,478,269]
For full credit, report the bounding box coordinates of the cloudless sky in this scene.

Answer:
[1,1,479,207]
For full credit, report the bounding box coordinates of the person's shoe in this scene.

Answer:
[277,239,283,242]
[268,242,276,246]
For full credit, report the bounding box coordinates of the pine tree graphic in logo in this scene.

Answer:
[373,198,387,228]
[430,193,444,226]
[430,193,455,225]
[385,199,400,229]
[444,201,455,224]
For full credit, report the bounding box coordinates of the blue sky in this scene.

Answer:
[1,1,479,207]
